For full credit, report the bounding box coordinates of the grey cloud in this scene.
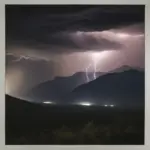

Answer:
[7,31,122,54]
[6,5,144,52]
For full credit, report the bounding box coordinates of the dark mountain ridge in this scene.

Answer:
[64,69,144,108]
[27,71,102,102]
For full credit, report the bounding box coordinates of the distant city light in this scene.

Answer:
[43,101,53,104]
[104,104,115,107]
[79,102,92,106]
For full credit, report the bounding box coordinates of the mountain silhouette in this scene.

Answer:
[27,72,102,102]
[26,66,143,103]
[64,69,144,108]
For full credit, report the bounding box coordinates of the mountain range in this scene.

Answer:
[27,72,102,102]
[64,69,144,108]
[25,66,144,108]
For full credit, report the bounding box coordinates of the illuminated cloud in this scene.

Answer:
[5,5,144,101]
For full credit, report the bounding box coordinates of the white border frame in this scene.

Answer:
[0,0,149,149]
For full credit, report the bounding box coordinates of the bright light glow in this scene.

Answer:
[104,104,115,107]
[116,33,130,38]
[43,101,53,104]
[6,69,24,95]
[79,102,92,106]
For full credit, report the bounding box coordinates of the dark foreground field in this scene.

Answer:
[6,95,144,145]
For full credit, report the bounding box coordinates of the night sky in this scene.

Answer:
[5,5,145,101]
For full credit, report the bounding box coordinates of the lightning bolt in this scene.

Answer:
[91,52,100,80]
[85,63,92,82]
[13,55,36,62]
[6,53,49,62]
[93,59,97,80]
[85,61,97,83]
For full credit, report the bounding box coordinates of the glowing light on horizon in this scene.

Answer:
[79,102,92,106]
[43,101,53,104]
[104,104,115,107]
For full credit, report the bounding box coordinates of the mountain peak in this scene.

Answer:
[67,69,144,107]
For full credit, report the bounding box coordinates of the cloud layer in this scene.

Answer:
[5,5,145,99]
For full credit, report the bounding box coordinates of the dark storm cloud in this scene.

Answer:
[10,31,122,54]
[5,5,145,101]
[6,5,144,53]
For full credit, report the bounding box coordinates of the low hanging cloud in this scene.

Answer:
[6,5,144,54]
[6,23,144,59]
